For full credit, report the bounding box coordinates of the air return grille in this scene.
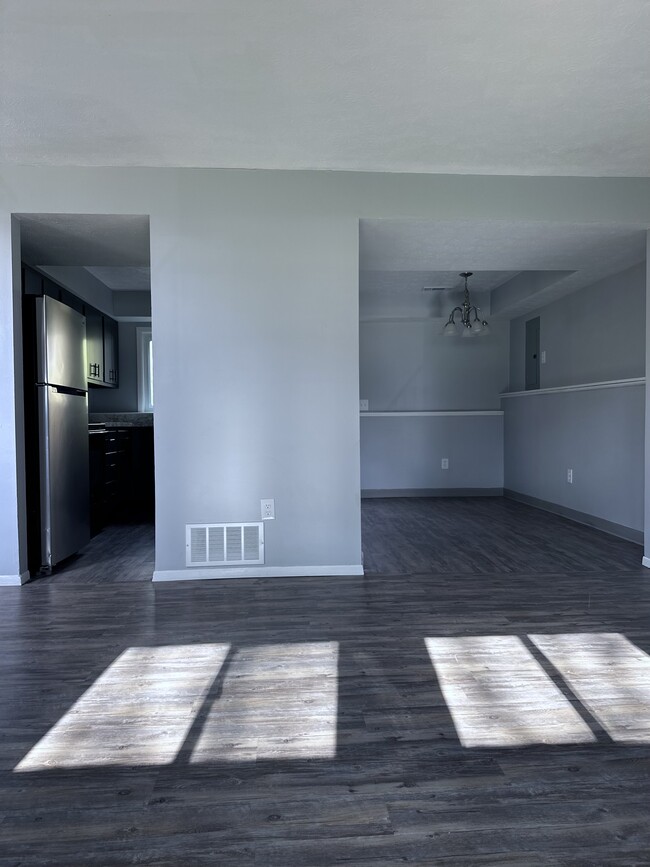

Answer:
[186,523,264,567]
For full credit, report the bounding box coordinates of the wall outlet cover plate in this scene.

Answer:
[261,498,275,520]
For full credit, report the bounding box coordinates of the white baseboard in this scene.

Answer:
[642,556,650,569]
[0,571,29,586]
[153,564,364,582]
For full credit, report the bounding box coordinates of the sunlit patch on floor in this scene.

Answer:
[190,641,339,762]
[530,633,650,743]
[14,644,231,772]
[425,635,596,748]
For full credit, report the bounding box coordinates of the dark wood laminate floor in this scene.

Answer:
[33,522,155,585]
[3,501,649,864]
[41,496,644,588]
[362,497,643,575]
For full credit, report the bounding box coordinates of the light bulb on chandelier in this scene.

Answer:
[442,272,490,337]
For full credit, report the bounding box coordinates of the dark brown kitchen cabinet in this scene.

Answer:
[86,309,104,383]
[102,316,119,386]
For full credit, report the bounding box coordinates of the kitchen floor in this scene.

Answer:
[32,522,155,584]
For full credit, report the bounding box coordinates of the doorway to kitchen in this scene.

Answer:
[15,213,156,584]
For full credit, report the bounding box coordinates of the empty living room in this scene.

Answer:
[1,2,650,864]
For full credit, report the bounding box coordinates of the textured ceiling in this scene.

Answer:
[17,214,150,267]
[2,1,650,175]
[85,266,151,291]
[360,220,648,272]
[360,220,648,318]
[18,214,151,295]
[359,270,517,320]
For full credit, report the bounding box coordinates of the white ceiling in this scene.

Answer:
[359,270,517,320]
[2,1,650,176]
[360,220,648,318]
[360,220,648,272]
[85,266,151,291]
[17,213,151,293]
[18,214,150,266]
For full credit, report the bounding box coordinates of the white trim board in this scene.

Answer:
[0,571,29,586]
[153,565,365,582]
[500,377,644,399]
[642,557,650,570]
[361,410,503,417]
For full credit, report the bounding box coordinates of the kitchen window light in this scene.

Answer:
[136,327,154,412]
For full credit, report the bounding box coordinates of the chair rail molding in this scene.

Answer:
[500,377,644,399]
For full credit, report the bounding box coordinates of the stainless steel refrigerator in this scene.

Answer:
[35,295,90,569]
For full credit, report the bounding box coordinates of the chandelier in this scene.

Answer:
[442,272,489,337]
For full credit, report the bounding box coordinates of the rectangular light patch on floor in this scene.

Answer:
[530,633,650,744]
[425,635,596,748]
[15,644,231,772]
[190,641,339,762]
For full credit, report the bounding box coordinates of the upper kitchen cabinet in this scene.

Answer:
[86,309,119,388]
[102,316,119,387]
[86,308,104,383]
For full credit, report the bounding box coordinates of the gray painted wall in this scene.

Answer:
[505,262,646,537]
[359,318,509,412]
[89,321,151,413]
[3,169,650,579]
[359,316,509,491]
[38,265,114,315]
[504,385,644,532]
[36,267,152,319]
[509,262,646,391]
[0,218,26,580]
[361,415,503,491]
[645,237,650,561]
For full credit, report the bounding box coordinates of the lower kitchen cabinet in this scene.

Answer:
[89,427,154,534]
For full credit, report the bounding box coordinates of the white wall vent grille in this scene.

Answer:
[186,523,264,567]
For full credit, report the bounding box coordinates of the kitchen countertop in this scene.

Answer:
[89,412,153,427]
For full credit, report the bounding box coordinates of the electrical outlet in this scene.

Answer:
[359,399,369,412]
[541,350,547,364]
[261,498,275,520]
[567,469,573,484]
[441,458,449,470]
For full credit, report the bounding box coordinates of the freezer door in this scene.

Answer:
[39,387,90,568]
[36,295,87,391]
